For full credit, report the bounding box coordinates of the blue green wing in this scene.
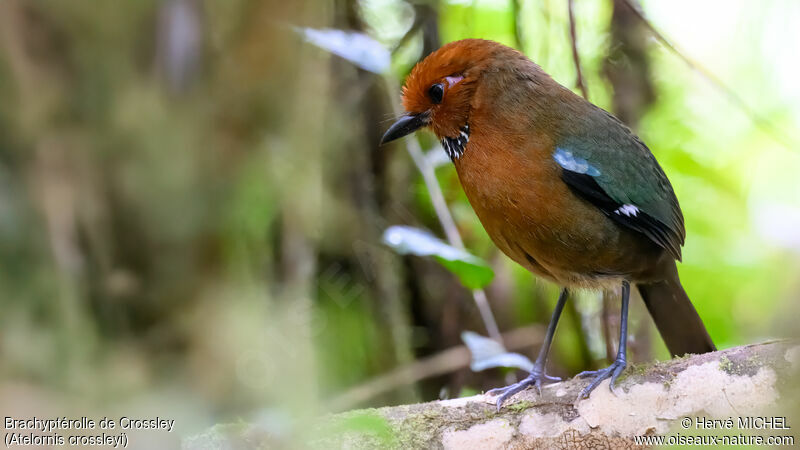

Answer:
[554,107,685,260]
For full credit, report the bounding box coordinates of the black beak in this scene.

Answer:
[380,113,429,145]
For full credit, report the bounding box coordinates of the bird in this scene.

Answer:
[380,39,715,409]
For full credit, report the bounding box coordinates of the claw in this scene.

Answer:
[486,368,560,410]
[486,386,509,396]
[608,362,626,394]
[577,358,627,399]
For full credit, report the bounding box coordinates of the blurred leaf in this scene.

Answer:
[434,256,494,290]
[461,331,533,372]
[382,225,494,289]
[298,27,389,74]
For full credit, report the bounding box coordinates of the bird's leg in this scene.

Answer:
[577,280,630,399]
[487,288,568,410]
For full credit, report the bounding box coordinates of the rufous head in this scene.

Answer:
[381,39,527,146]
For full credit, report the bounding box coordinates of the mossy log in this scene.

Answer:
[184,340,799,449]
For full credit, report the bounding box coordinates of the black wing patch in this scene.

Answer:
[561,170,683,260]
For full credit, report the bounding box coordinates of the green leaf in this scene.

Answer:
[382,225,494,289]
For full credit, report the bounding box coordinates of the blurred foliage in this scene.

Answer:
[0,0,798,445]
[383,225,494,289]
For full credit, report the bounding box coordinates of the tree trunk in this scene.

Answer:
[184,340,799,449]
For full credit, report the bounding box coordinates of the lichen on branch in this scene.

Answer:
[184,340,799,450]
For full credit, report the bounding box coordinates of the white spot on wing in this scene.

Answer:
[614,204,639,217]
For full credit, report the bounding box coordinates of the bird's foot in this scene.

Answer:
[576,357,627,399]
[486,368,561,411]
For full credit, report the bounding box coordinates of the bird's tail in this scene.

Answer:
[637,262,716,357]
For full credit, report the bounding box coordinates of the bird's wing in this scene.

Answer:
[554,107,685,260]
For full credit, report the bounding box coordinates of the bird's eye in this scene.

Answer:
[428,83,444,104]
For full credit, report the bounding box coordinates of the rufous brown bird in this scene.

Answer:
[381,39,715,409]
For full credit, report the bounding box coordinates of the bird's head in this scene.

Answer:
[381,39,526,150]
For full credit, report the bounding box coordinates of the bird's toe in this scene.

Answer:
[577,359,627,399]
[486,368,560,410]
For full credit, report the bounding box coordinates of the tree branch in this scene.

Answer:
[510,0,525,52]
[184,340,800,449]
[326,325,544,412]
[567,0,588,100]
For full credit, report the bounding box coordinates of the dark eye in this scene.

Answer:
[428,83,444,104]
